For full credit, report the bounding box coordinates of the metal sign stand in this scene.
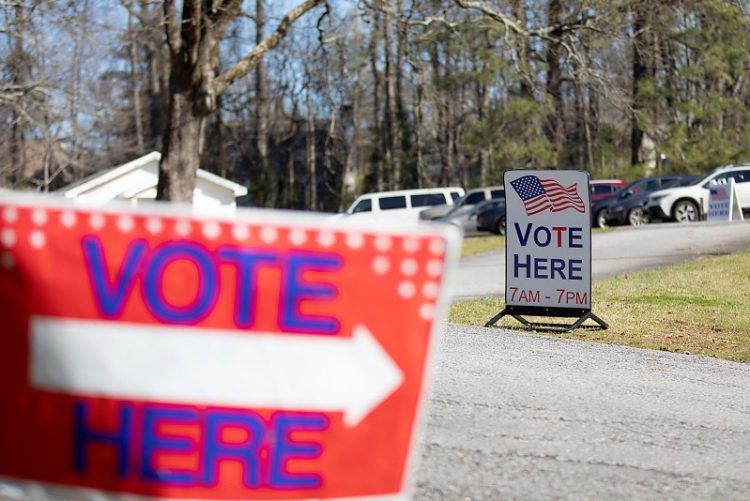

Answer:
[485,306,608,332]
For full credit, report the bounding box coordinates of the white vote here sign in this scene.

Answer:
[504,170,592,312]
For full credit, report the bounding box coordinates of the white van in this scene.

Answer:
[339,187,465,224]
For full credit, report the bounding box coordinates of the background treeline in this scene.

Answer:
[3,0,750,211]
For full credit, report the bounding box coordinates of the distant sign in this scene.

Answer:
[0,193,459,500]
[504,170,592,316]
[708,178,743,222]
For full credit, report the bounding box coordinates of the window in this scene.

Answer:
[352,199,372,213]
[379,196,407,210]
[645,180,661,191]
[706,172,733,186]
[592,185,614,195]
[490,189,505,199]
[411,193,447,208]
[450,191,462,202]
[464,192,486,204]
[732,170,750,183]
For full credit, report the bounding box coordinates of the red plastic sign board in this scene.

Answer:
[0,193,459,500]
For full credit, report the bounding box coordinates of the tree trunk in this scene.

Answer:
[156,0,324,202]
[369,12,385,192]
[305,88,317,210]
[545,0,564,167]
[156,89,206,201]
[631,2,647,167]
[255,0,271,205]
[128,10,145,154]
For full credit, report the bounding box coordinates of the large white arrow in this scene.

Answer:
[30,316,404,427]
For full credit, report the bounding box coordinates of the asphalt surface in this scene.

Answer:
[413,220,750,500]
[414,324,750,500]
[452,220,750,299]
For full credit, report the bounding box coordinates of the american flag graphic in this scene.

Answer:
[510,175,586,216]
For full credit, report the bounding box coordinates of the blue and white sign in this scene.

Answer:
[504,170,592,314]
[708,178,743,222]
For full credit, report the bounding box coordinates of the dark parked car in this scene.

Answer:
[475,199,507,235]
[593,175,698,228]
[435,198,505,237]
[590,179,628,206]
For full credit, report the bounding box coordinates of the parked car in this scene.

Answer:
[434,198,504,237]
[337,187,464,224]
[476,199,507,235]
[590,179,628,206]
[646,164,750,222]
[593,175,697,228]
[419,185,505,221]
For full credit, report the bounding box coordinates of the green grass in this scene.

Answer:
[461,234,504,257]
[449,250,750,362]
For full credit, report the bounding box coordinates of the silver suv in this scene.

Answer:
[646,165,750,222]
[419,186,505,221]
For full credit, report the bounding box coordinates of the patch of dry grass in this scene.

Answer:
[449,250,750,362]
[460,235,504,257]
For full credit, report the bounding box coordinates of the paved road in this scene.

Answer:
[414,324,750,500]
[413,221,750,499]
[452,220,750,299]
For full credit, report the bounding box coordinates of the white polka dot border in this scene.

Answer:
[426,259,443,277]
[402,238,420,254]
[2,207,18,223]
[145,218,164,235]
[29,230,46,249]
[374,235,392,252]
[202,221,221,240]
[117,216,135,233]
[31,209,48,226]
[372,256,390,275]
[1,228,16,248]
[398,281,416,299]
[429,238,446,255]
[232,224,250,241]
[317,231,335,248]
[175,220,192,237]
[289,228,307,246]
[60,211,77,228]
[346,233,365,250]
[260,227,278,244]
[419,303,435,321]
[400,258,418,276]
[89,213,105,230]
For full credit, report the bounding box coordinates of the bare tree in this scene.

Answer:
[156,0,325,202]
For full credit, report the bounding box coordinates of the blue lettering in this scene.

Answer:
[533,258,548,279]
[569,227,583,248]
[141,407,197,485]
[514,253,531,278]
[202,411,265,488]
[533,227,551,247]
[280,252,342,334]
[82,236,147,317]
[143,241,218,324]
[550,259,566,279]
[270,414,328,489]
[569,259,583,280]
[74,401,132,478]
[218,247,278,328]
[514,223,532,246]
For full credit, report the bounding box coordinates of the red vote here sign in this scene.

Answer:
[0,194,459,500]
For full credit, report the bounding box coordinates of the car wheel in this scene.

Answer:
[493,216,506,236]
[596,209,609,228]
[628,207,649,226]
[672,200,698,222]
